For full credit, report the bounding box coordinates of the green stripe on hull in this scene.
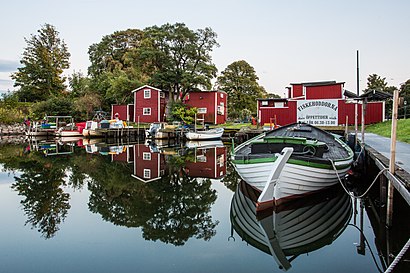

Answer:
[232,156,352,170]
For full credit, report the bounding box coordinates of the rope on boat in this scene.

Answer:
[384,238,410,273]
[329,159,388,199]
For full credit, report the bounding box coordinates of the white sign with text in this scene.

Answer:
[297,99,338,126]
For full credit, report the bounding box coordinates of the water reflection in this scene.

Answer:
[230,180,352,271]
[5,138,227,245]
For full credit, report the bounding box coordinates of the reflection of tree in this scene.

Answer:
[221,150,241,192]
[0,144,84,239]
[11,160,70,239]
[143,170,218,245]
[87,153,219,246]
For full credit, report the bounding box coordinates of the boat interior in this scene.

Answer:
[235,123,351,162]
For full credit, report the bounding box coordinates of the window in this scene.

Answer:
[275,102,285,108]
[217,103,224,115]
[143,108,151,115]
[261,101,268,106]
[197,108,207,114]
[143,152,151,160]
[220,93,224,98]
[143,169,151,179]
[144,89,151,99]
[159,92,165,98]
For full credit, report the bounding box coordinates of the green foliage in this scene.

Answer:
[169,102,197,124]
[88,29,144,77]
[398,79,410,119]
[12,24,70,102]
[365,74,388,91]
[141,23,219,100]
[217,60,267,117]
[87,29,147,108]
[32,96,77,119]
[0,92,32,123]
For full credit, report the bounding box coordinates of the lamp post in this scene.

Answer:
[404,101,407,119]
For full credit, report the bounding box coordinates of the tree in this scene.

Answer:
[140,23,219,100]
[216,60,267,118]
[365,74,388,92]
[88,29,144,78]
[12,24,70,102]
[87,29,147,107]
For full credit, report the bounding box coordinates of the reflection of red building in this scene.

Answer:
[127,144,227,182]
[131,144,167,183]
[111,145,134,163]
[184,146,227,179]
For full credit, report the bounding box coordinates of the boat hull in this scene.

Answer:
[233,159,352,204]
[185,128,224,140]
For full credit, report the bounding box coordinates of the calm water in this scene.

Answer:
[0,137,406,273]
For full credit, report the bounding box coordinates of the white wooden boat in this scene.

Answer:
[185,128,224,140]
[231,123,353,208]
[230,181,352,271]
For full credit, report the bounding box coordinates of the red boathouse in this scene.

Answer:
[258,81,385,126]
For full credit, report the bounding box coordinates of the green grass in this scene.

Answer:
[366,119,410,143]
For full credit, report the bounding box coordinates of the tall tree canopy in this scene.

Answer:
[12,24,70,102]
[140,23,219,100]
[87,29,146,106]
[87,24,219,108]
[216,60,267,117]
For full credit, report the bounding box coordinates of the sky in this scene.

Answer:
[0,0,409,97]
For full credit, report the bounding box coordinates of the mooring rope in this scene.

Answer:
[353,143,365,165]
[384,239,410,273]
[384,238,410,273]
[329,159,388,199]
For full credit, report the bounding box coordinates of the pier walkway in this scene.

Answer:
[359,132,410,175]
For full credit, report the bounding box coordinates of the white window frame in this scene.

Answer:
[220,93,224,98]
[143,169,151,179]
[143,152,151,160]
[261,101,268,106]
[144,89,151,99]
[274,102,285,108]
[197,108,207,114]
[143,108,151,115]
[159,92,165,98]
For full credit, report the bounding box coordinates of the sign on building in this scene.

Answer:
[297,99,338,126]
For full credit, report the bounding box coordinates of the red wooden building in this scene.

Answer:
[112,85,227,125]
[111,104,134,121]
[183,91,228,124]
[258,81,385,126]
[131,85,167,123]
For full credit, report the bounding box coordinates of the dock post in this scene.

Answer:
[386,89,399,227]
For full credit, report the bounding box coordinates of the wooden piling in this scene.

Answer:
[386,89,399,227]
